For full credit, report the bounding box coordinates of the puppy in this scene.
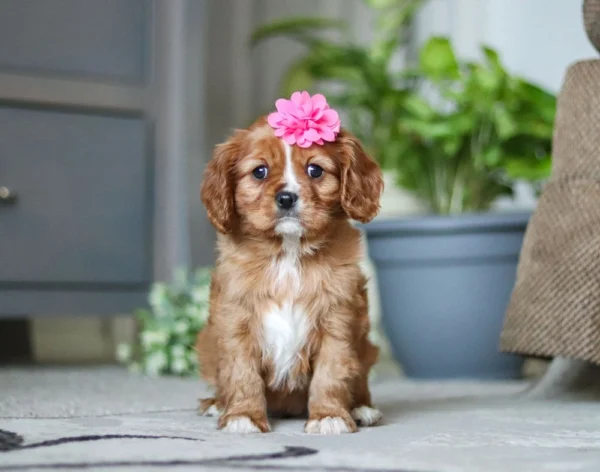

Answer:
[196,96,384,435]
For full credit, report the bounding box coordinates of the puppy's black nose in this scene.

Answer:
[276,191,298,210]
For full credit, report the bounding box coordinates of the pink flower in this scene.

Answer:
[267,91,341,148]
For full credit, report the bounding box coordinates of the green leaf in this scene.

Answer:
[513,81,557,122]
[327,92,366,108]
[482,146,502,166]
[419,37,459,79]
[492,105,518,139]
[378,139,406,169]
[250,17,347,47]
[513,119,554,139]
[400,118,453,139]
[482,46,504,73]
[403,95,435,119]
[370,0,423,62]
[445,113,475,135]
[472,65,502,93]
[442,136,462,156]
[397,67,422,80]
[376,5,412,34]
[369,38,397,63]
[312,64,364,84]
[504,155,552,181]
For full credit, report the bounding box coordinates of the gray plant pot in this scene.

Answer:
[362,211,530,380]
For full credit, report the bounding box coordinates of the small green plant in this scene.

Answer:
[116,268,211,376]
[251,1,556,214]
[390,38,555,213]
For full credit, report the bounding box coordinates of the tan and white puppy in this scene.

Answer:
[197,115,384,435]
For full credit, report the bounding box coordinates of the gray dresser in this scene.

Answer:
[0,0,201,317]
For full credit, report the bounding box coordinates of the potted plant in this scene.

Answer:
[251,1,556,379]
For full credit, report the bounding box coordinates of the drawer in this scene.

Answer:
[0,107,152,285]
[0,0,151,82]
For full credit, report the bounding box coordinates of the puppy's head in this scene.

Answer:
[201,117,383,239]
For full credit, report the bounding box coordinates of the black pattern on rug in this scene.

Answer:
[0,430,22,452]
[0,429,201,452]
[0,429,421,471]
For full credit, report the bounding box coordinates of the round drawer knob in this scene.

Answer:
[0,186,18,204]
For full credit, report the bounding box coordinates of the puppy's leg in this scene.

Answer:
[305,318,360,435]
[351,340,382,427]
[216,319,270,433]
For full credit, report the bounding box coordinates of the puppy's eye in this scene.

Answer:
[307,164,323,179]
[252,165,268,180]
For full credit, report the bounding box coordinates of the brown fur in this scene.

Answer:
[197,117,384,433]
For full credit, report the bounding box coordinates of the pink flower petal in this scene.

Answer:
[301,102,312,117]
[283,132,297,145]
[311,93,327,110]
[321,109,340,126]
[268,112,283,127]
[277,100,302,118]
[317,125,336,142]
[300,91,311,103]
[290,92,304,106]
[311,108,324,120]
[304,128,320,142]
[282,117,299,128]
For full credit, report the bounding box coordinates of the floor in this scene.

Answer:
[1,363,600,472]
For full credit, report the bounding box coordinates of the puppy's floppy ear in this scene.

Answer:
[338,129,384,223]
[201,131,245,234]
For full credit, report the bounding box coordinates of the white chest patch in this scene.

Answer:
[262,299,309,390]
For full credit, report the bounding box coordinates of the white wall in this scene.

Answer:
[415,0,597,93]
[486,0,596,92]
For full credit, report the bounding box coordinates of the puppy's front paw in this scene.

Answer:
[198,398,223,417]
[305,415,357,435]
[218,414,271,433]
[351,406,382,426]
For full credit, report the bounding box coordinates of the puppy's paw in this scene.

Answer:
[305,415,357,435]
[198,398,223,417]
[218,414,271,434]
[351,406,382,426]
[221,416,261,433]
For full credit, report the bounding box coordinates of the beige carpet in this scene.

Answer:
[1,365,600,471]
